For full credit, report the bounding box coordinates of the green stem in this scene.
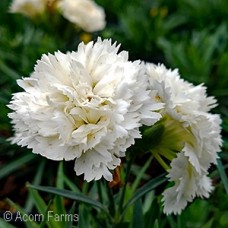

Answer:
[160,149,176,161]
[118,155,134,214]
[106,182,115,218]
[153,151,169,171]
[97,181,103,204]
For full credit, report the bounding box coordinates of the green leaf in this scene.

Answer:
[27,184,108,214]
[130,156,153,195]
[132,199,143,228]
[53,162,66,228]
[53,162,66,216]
[202,218,214,228]
[167,215,176,228]
[144,198,160,228]
[0,153,36,179]
[144,194,160,228]
[28,188,47,215]
[65,202,78,228]
[25,160,46,212]
[56,161,64,189]
[122,174,166,216]
[28,188,60,228]
[216,158,228,194]
[6,199,39,228]
[78,204,91,228]
[39,200,53,228]
[0,59,20,79]
[142,191,154,214]
[153,219,159,228]
[63,174,80,193]
[0,218,17,228]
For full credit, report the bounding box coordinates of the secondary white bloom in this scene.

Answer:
[57,0,106,32]
[145,63,222,214]
[162,152,214,214]
[146,63,217,121]
[8,38,162,182]
[9,0,47,17]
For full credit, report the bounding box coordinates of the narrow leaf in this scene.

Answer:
[28,187,61,228]
[54,162,66,218]
[39,199,55,228]
[65,202,78,228]
[28,188,47,215]
[6,199,39,228]
[0,218,17,228]
[145,198,160,228]
[27,184,108,213]
[25,160,46,212]
[153,219,159,228]
[0,153,36,179]
[0,60,20,79]
[217,158,228,193]
[122,174,166,216]
[63,174,80,193]
[132,199,143,228]
[56,161,64,189]
[131,156,153,194]
[78,204,90,228]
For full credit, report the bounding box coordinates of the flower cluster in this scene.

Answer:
[145,63,222,214]
[9,0,106,32]
[8,38,222,214]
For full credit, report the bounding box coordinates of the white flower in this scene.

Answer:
[145,63,222,214]
[162,152,214,214]
[146,63,217,121]
[57,0,106,32]
[8,38,162,182]
[9,0,47,17]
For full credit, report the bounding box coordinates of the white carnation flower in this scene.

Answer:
[9,0,47,17]
[146,63,217,121]
[162,152,214,214]
[57,0,106,32]
[145,63,222,214]
[8,38,162,182]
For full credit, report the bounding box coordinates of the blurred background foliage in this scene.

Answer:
[0,0,228,227]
